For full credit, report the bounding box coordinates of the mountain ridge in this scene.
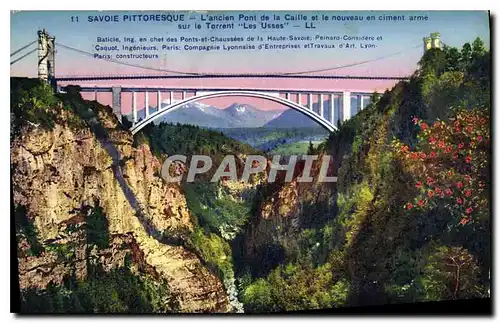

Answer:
[124,100,335,129]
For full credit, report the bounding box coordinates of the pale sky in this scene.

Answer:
[11,10,490,111]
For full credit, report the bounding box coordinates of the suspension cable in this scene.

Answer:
[56,42,200,76]
[11,40,37,57]
[280,44,422,75]
[57,41,421,77]
[10,48,37,65]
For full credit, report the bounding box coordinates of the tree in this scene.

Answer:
[444,47,461,72]
[459,42,472,71]
[370,91,381,106]
[419,245,485,300]
[472,37,486,58]
[307,140,315,154]
[418,48,448,76]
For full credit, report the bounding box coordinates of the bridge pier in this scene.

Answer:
[157,91,162,110]
[308,93,313,110]
[357,94,365,112]
[132,91,137,125]
[145,90,149,117]
[297,93,301,106]
[329,94,335,125]
[319,94,324,117]
[343,91,351,121]
[112,86,122,122]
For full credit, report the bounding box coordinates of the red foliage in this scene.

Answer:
[396,108,490,226]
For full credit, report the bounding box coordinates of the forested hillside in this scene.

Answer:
[238,38,490,312]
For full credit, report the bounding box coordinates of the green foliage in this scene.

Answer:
[137,122,259,160]
[188,227,234,281]
[11,78,58,135]
[44,242,76,261]
[183,182,253,239]
[419,38,490,113]
[269,140,320,155]
[242,262,349,313]
[14,204,44,256]
[219,127,328,153]
[20,264,179,313]
[335,181,374,249]
[241,278,273,312]
[237,38,491,311]
[418,244,486,301]
[10,78,125,141]
[86,204,110,249]
[294,225,342,266]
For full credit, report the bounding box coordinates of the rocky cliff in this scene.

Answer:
[11,83,229,313]
[239,153,337,275]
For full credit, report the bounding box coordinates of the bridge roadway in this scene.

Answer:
[67,86,373,95]
[55,74,409,82]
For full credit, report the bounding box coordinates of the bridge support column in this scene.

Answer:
[308,93,313,110]
[157,91,162,110]
[319,94,324,118]
[37,30,49,82]
[285,92,290,101]
[170,91,173,105]
[297,93,301,106]
[47,35,55,87]
[357,94,364,112]
[145,90,149,117]
[343,91,351,121]
[93,86,98,102]
[329,94,335,125]
[112,86,122,122]
[132,91,137,125]
[182,91,186,100]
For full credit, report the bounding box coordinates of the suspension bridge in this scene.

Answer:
[10,30,442,133]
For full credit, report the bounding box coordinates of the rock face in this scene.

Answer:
[241,154,337,270]
[12,101,229,313]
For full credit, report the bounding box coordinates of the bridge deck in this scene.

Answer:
[63,86,376,96]
[56,74,409,82]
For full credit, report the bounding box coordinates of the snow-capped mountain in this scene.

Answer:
[155,100,233,128]
[124,100,284,128]
[224,103,283,127]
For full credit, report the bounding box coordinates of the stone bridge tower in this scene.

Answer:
[38,29,55,86]
[423,32,441,54]
[430,32,440,49]
[423,36,432,54]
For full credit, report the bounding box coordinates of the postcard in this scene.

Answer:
[10,10,491,314]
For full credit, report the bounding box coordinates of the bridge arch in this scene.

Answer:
[129,90,338,135]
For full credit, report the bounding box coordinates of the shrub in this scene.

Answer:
[394,107,490,226]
